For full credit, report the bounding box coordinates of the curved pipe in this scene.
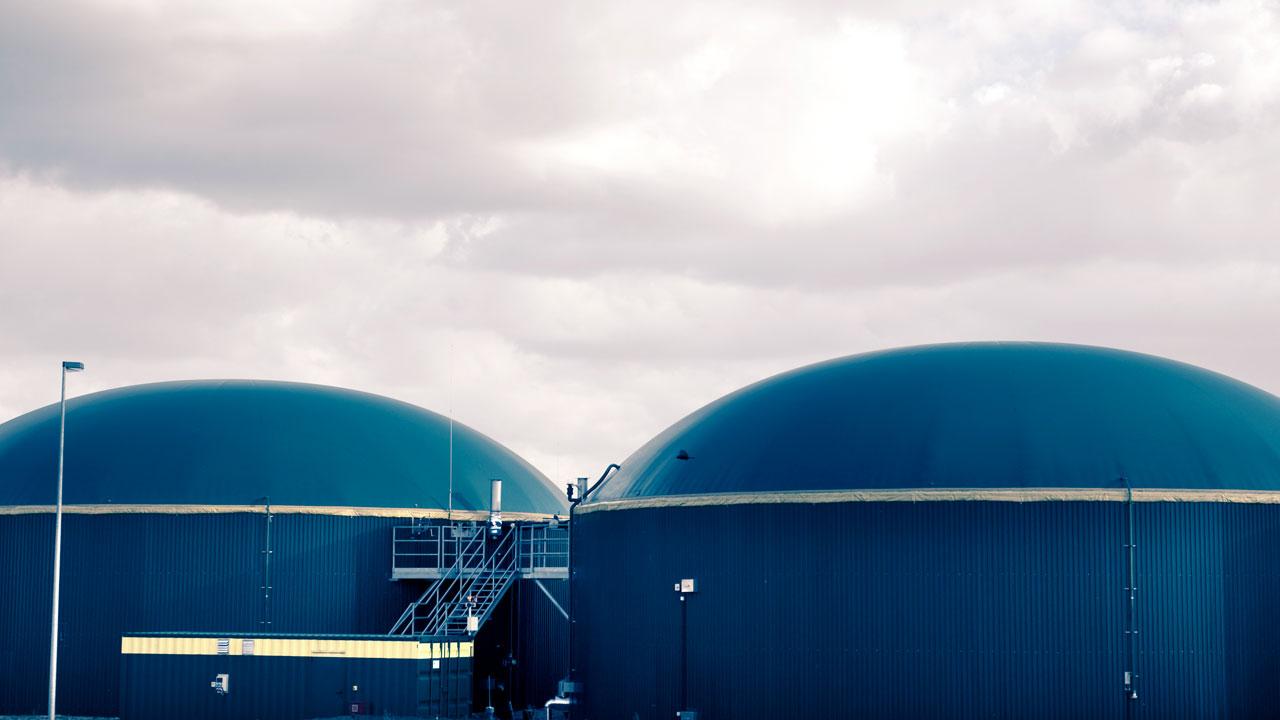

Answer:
[566,462,620,714]
[581,464,620,503]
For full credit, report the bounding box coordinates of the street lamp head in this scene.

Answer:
[62,361,85,372]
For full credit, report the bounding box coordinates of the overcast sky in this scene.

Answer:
[2,0,1278,483]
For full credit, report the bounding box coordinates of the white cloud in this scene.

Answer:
[1,0,1279,480]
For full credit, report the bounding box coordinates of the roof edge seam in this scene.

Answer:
[580,488,1280,512]
[0,504,556,520]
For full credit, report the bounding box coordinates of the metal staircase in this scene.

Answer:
[389,524,538,637]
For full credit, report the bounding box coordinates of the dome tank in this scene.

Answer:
[575,343,1280,719]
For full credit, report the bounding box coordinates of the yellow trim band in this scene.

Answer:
[578,487,1280,513]
[120,636,473,660]
[0,504,556,521]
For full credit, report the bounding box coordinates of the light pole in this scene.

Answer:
[48,360,84,720]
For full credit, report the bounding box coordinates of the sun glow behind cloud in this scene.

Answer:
[521,17,929,223]
[1,0,1278,480]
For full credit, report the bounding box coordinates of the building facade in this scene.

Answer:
[575,343,1280,719]
[0,380,567,717]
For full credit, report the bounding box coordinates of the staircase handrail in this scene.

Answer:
[433,528,518,634]
[389,524,488,635]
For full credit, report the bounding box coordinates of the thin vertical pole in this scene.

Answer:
[447,342,454,523]
[447,415,454,522]
[680,592,688,714]
[261,497,272,630]
[568,478,585,683]
[566,464,619,720]
[48,366,67,720]
[566,488,576,720]
[1124,477,1138,714]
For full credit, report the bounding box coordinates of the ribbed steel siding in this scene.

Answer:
[119,653,469,719]
[515,579,568,708]
[1134,503,1280,719]
[576,501,1280,720]
[0,513,55,716]
[0,512,422,717]
[472,579,569,712]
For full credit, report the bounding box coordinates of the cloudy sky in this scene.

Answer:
[2,0,1278,482]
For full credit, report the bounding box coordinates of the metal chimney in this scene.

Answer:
[489,478,503,537]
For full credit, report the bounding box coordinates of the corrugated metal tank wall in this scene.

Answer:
[472,579,569,713]
[575,501,1280,720]
[0,512,423,717]
[515,579,568,708]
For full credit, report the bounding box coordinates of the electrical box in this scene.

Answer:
[210,673,229,695]
[679,578,697,593]
[558,679,582,696]
[466,615,479,633]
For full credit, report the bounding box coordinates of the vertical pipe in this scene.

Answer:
[679,592,688,714]
[568,477,587,682]
[567,465,617,720]
[262,497,272,630]
[490,478,502,547]
[47,366,66,720]
[490,478,503,538]
[447,414,454,522]
[447,340,455,523]
[1124,477,1138,713]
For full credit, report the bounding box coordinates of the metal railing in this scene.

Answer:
[389,521,568,637]
[516,523,569,574]
[389,527,488,636]
[392,522,567,576]
[435,530,520,635]
[391,523,488,571]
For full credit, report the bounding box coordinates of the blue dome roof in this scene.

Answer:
[0,380,565,513]
[595,343,1280,500]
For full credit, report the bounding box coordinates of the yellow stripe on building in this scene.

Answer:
[578,487,1280,513]
[121,636,474,660]
[1,503,555,521]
